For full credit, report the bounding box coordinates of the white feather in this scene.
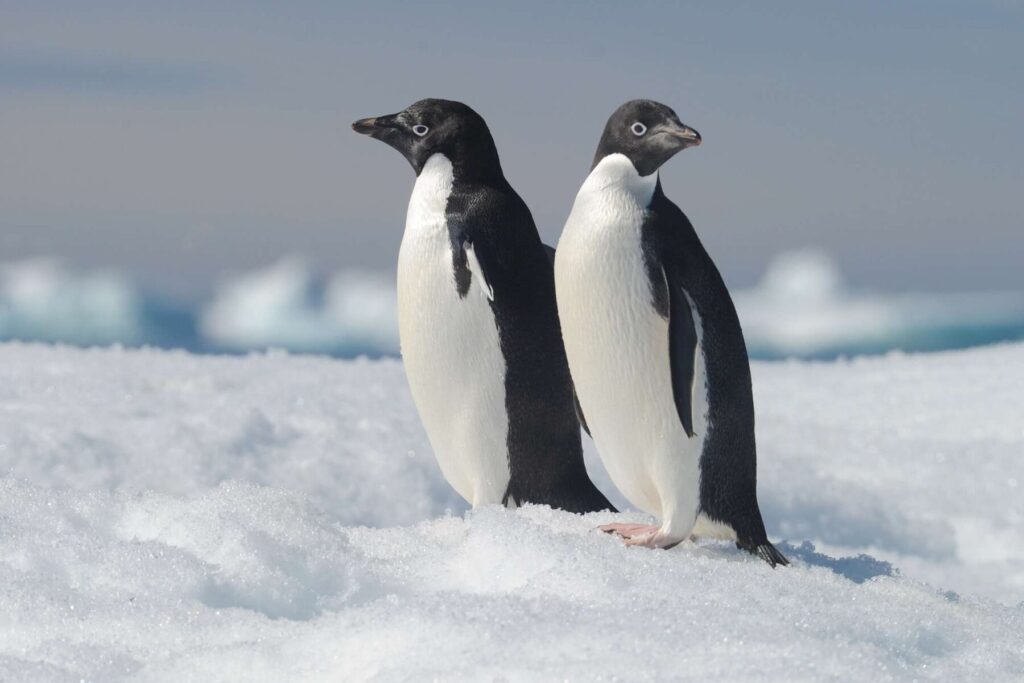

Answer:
[464,242,495,302]
[397,154,510,506]
[555,154,711,545]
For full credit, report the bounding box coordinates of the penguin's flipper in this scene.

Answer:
[664,266,698,438]
[573,389,591,436]
[462,240,495,301]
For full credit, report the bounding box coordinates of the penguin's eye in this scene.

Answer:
[631,122,647,137]
[412,124,429,137]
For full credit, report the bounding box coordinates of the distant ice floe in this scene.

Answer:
[0,258,145,345]
[0,256,399,357]
[3,251,1024,359]
[198,257,398,357]
[735,249,1024,359]
[0,258,198,350]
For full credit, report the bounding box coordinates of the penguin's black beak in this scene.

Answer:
[352,111,416,165]
[663,121,702,149]
[352,116,383,135]
[351,117,377,135]
[351,114,400,137]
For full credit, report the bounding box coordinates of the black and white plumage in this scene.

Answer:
[352,98,613,513]
[554,99,787,566]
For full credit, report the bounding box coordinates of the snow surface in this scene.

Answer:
[1,342,1023,681]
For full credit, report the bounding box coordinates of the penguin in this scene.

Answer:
[554,99,787,566]
[352,98,613,513]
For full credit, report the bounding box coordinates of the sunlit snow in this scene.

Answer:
[1,342,1022,681]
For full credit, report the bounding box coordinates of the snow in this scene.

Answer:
[1,342,1023,681]
[0,345,454,526]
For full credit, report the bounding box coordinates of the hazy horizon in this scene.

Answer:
[2,1,1022,299]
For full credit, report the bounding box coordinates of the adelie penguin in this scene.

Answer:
[352,98,613,513]
[554,99,787,566]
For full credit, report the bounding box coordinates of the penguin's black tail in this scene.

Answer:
[552,466,618,513]
[558,481,617,514]
[737,538,789,568]
[505,477,617,514]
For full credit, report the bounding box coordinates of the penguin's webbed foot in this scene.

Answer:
[599,523,682,549]
[600,522,658,538]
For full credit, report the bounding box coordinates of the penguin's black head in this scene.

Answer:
[352,98,502,178]
[592,99,701,176]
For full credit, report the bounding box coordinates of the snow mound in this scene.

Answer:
[2,342,1024,680]
[0,344,460,526]
[1,481,1021,682]
[752,344,1024,606]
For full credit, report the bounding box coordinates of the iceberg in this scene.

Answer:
[735,249,1024,358]
[198,257,399,357]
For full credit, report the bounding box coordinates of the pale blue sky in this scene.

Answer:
[1,1,1022,298]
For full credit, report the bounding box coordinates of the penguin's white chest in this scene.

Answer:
[555,155,709,536]
[396,154,510,506]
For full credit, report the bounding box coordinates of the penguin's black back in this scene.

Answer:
[444,163,614,514]
[641,180,781,560]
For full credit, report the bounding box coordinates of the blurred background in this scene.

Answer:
[2,0,1022,360]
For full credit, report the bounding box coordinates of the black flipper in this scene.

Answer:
[664,265,698,438]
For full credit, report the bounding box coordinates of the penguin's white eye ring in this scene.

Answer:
[631,122,647,136]
[412,124,429,137]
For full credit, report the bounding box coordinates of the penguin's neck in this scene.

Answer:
[439,139,505,186]
[580,154,658,206]
[452,159,504,187]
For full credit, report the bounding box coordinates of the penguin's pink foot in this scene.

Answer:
[599,523,660,540]
[599,523,684,549]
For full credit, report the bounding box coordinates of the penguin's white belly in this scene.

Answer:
[555,155,708,536]
[396,154,510,506]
